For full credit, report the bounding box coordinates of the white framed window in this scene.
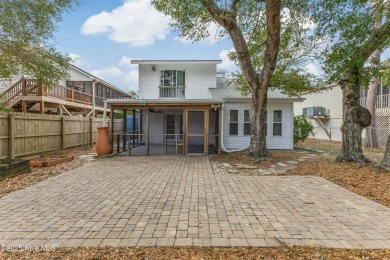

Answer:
[229,110,238,135]
[160,70,185,86]
[244,110,250,135]
[273,110,282,136]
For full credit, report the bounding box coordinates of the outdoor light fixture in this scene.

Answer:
[152,65,156,72]
[211,104,221,111]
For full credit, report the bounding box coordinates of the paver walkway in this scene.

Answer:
[0,156,390,249]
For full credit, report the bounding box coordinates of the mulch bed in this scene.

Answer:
[0,146,97,198]
[297,139,385,161]
[286,155,390,208]
[210,150,300,169]
[0,246,389,259]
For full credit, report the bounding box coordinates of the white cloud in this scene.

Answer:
[124,70,139,90]
[80,0,170,47]
[91,66,123,79]
[304,63,319,75]
[68,53,86,67]
[90,57,140,90]
[175,22,224,45]
[118,56,140,69]
[218,48,238,72]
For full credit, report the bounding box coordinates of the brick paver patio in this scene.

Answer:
[0,156,390,249]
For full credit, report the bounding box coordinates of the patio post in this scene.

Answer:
[123,109,127,152]
[218,108,222,155]
[139,109,143,146]
[146,109,150,155]
[183,108,187,155]
[204,109,209,156]
[110,107,114,152]
[132,109,136,148]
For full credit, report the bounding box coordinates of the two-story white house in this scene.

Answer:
[107,60,303,156]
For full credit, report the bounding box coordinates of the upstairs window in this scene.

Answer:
[273,110,282,136]
[160,70,185,86]
[229,110,238,135]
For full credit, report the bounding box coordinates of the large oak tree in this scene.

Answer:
[310,0,390,163]
[152,0,319,161]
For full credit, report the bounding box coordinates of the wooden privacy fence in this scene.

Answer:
[0,112,109,159]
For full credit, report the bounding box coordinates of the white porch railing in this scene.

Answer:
[359,94,390,108]
[159,86,185,98]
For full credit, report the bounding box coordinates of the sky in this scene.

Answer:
[55,0,320,92]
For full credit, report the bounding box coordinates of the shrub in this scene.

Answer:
[294,115,314,145]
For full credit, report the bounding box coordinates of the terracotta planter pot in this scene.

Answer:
[96,126,112,156]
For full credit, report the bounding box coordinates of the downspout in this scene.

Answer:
[220,103,247,153]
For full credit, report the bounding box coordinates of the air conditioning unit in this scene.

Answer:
[303,107,327,118]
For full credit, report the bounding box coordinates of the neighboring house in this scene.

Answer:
[294,84,343,141]
[0,65,130,116]
[107,60,304,156]
[294,83,390,145]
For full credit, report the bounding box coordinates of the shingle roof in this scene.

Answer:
[209,77,304,101]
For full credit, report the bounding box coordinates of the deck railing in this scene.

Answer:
[3,79,39,104]
[359,94,390,109]
[2,79,94,106]
[159,86,185,98]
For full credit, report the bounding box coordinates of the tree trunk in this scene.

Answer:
[364,49,380,148]
[377,133,390,171]
[249,91,269,161]
[337,75,372,163]
[203,0,281,161]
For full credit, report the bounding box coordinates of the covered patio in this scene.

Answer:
[107,99,223,156]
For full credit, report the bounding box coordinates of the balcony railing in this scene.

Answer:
[359,94,390,109]
[159,86,185,98]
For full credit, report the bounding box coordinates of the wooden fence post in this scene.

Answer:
[61,116,66,149]
[90,117,93,146]
[8,114,15,159]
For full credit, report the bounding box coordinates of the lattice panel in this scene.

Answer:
[362,108,390,148]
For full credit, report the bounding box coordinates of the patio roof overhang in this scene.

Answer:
[106,98,224,110]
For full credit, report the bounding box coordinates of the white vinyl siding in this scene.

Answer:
[138,63,217,99]
[223,101,294,150]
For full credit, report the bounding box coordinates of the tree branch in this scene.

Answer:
[258,0,281,92]
[360,19,390,60]
[201,0,260,93]
[231,0,240,15]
